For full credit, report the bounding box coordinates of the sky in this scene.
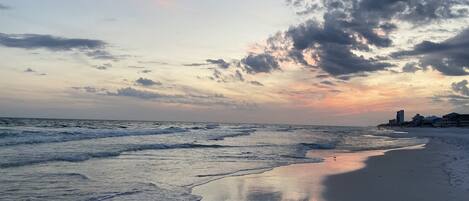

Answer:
[0,0,468,126]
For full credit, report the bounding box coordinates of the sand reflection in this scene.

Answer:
[192,149,387,201]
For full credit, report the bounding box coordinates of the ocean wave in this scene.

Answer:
[209,129,255,141]
[32,172,90,180]
[0,143,229,168]
[0,127,188,147]
[300,143,337,149]
[84,182,200,201]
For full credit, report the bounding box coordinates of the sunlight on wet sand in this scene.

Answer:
[192,145,425,201]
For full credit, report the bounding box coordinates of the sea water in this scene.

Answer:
[0,118,426,200]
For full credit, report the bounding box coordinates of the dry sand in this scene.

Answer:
[192,128,469,201]
[323,138,468,201]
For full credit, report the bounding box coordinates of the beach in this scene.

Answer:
[193,128,469,201]
[1,118,465,200]
[3,119,427,200]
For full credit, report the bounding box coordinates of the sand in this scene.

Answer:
[323,138,468,201]
[192,128,469,201]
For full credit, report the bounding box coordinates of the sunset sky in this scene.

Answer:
[1,0,468,126]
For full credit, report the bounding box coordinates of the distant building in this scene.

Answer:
[424,116,441,125]
[439,113,469,127]
[411,114,424,126]
[396,110,405,125]
[379,111,468,128]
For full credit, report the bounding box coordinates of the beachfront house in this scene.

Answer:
[436,113,469,127]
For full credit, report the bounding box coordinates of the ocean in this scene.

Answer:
[0,118,426,200]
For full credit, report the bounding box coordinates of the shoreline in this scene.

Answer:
[192,128,469,201]
[323,138,468,201]
[191,146,423,201]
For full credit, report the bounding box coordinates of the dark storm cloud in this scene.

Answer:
[135,78,162,86]
[241,53,280,74]
[0,33,116,60]
[393,28,469,76]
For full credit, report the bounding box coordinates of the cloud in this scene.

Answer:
[320,80,335,86]
[393,28,469,76]
[93,63,112,70]
[128,66,146,69]
[211,69,225,82]
[71,86,109,94]
[85,50,117,61]
[250,81,264,86]
[433,79,469,110]
[282,4,399,75]
[452,80,469,96]
[288,0,468,23]
[24,67,47,76]
[0,33,105,50]
[138,60,170,65]
[0,3,10,10]
[183,59,231,69]
[110,87,171,99]
[241,53,280,74]
[402,62,421,73]
[0,33,116,60]
[433,94,469,110]
[234,70,244,81]
[183,63,207,67]
[135,78,162,86]
[24,68,35,73]
[206,59,230,69]
[101,87,256,109]
[316,74,330,78]
[253,0,469,77]
[316,43,392,76]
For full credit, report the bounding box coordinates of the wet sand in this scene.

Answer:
[193,128,469,201]
[323,139,468,201]
[192,149,403,201]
